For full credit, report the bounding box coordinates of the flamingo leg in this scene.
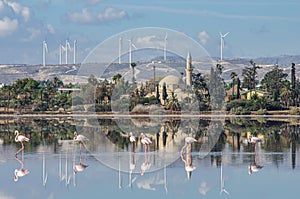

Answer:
[82,142,89,154]
[15,142,24,156]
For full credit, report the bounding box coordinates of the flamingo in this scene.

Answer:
[181,136,197,152]
[73,131,89,153]
[14,130,30,156]
[129,132,136,143]
[129,132,136,152]
[140,133,152,152]
[248,134,262,144]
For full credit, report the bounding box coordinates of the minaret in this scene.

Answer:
[185,52,193,86]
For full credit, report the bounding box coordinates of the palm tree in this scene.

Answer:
[166,91,180,112]
[112,74,122,84]
[280,84,291,108]
[131,62,136,84]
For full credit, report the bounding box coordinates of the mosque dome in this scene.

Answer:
[159,75,183,87]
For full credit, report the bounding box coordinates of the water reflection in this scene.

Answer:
[14,150,30,182]
[180,137,197,180]
[1,116,300,198]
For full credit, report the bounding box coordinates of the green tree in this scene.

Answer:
[242,60,261,91]
[261,65,288,102]
[280,82,291,108]
[162,82,168,105]
[291,63,297,106]
[192,72,208,102]
[230,72,237,100]
[166,91,180,111]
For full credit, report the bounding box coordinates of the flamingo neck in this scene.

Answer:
[15,132,19,142]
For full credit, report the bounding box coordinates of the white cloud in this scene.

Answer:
[0,1,4,10]
[0,16,18,37]
[47,24,55,34]
[3,0,30,22]
[66,7,127,25]
[136,35,164,47]
[198,182,210,195]
[198,31,210,45]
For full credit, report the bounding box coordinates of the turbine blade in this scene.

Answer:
[223,32,230,37]
[131,43,138,50]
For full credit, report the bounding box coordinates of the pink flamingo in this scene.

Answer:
[14,130,30,156]
[248,134,262,144]
[140,133,152,152]
[73,131,89,153]
[129,132,136,152]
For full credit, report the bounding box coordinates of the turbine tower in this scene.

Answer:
[42,40,48,67]
[164,33,168,62]
[219,32,229,61]
[119,37,122,64]
[128,39,137,68]
[65,40,71,65]
[59,44,64,65]
[73,40,77,64]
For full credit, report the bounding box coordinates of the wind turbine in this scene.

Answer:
[164,33,168,62]
[128,39,137,68]
[219,32,229,61]
[42,40,48,67]
[42,147,48,187]
[119,37,122,64]
[73,40,77,64]
[59,44,63,65]
[65,40,71,65]
[220,161,229,195]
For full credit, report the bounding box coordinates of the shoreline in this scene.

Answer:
[0,111,299,118]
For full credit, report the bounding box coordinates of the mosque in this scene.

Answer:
[157,52,193,105]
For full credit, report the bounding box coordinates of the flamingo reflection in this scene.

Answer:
[140,134,152,176]
[73,150,88,174]
[181,137,197,180]
[14,130,30,156]
[42,150,48,187]
[248,140,263,175]
[14,150,29,182]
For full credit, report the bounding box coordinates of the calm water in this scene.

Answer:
[0,116,300,199]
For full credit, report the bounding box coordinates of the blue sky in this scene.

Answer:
[0,0,300,64]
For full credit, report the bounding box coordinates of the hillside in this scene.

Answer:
[1,55,300,85]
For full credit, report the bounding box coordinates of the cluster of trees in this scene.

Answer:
[227,61,300,114]
[1,61,299,114]
[0,77,72,113]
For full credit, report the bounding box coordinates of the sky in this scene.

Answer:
[0,0,300,64]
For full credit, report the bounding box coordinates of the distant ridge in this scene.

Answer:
[1,55,300,85]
